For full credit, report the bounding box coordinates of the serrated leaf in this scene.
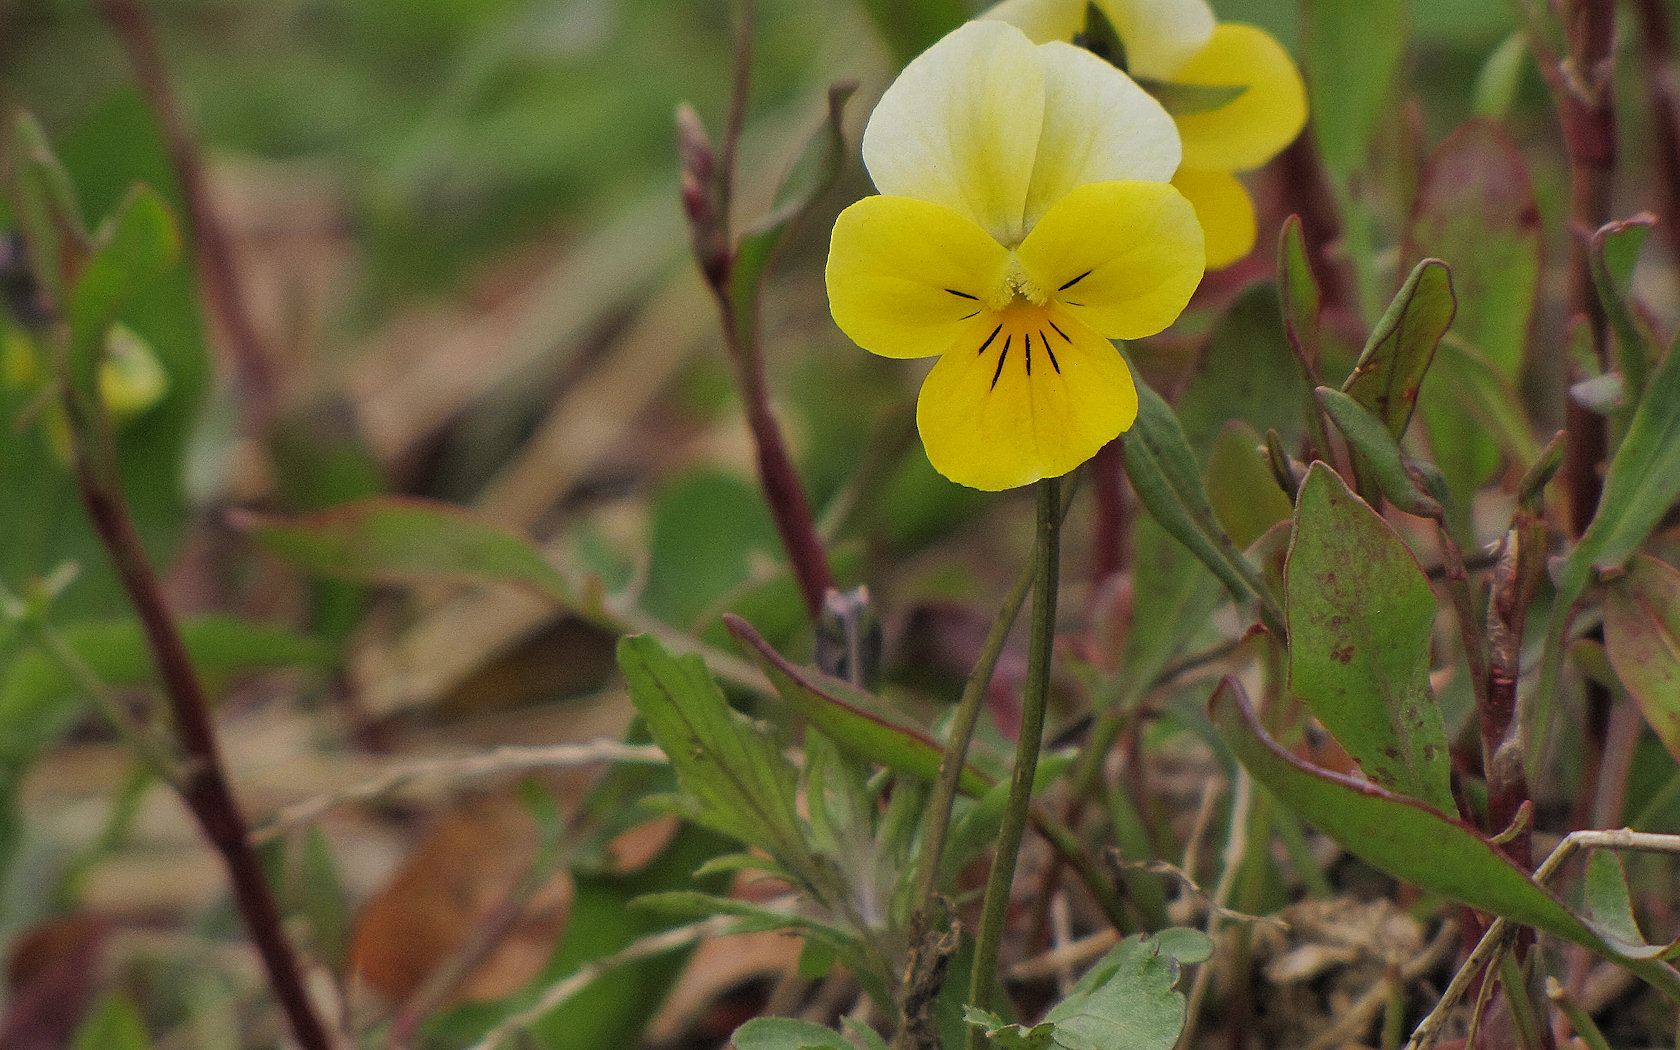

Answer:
[1406,120,1540,500]
[1211,676,1680,996]
[617,635,805,870]
[1603,554,1680,762]
[1286,464,1455,813]
[1342,259,1457,442]
[963,930,1207,1050]
[236,497,573,604]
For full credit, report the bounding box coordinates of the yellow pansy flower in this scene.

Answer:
[987,0,1307,268]
[826,21,1204,491]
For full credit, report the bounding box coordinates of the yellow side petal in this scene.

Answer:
[1023,41,1181,231]
[981,0,1085,44]
[826,195,1012,359]
[1095,0,1215,79]
[1016,180,1205,341]
[861,20,1045,245]
[1173,23,1307,173]
[917,307,1138,491]
[1172,168,1256,269]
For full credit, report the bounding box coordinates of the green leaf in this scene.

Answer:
[731,1017,853,1050]
[1136,78,1247,117]
[1315,388,1443,519]
[7,111,88,304]
[857,0,966,64]
[963,930,1210,1050]
[0,616,332,768]
[1286,464,1455,813]
[1177,285,1307,459]
[723,614,991,797]
[1561,339,1680,593]
[1582,850,1654,953]
[1206,422,1293,549]
[1210,676,1680,996]
[1302,0,1407,182]
[1342,259,1457,442]
[617,635,806,869]
[1406,120,1540,501]
[1589,215,1661,407]
[70,994,151,1050]
[66,185,181,395]
[1120,368,1284,636]
[1603,555,1680,763]
[1277,215,1323,380]
[1473,31,1529,118]
[236,497,573,604]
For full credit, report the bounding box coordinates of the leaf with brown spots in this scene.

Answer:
[1284,464,1455,814]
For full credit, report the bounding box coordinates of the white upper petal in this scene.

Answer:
[861,20,1046,245]
[1023,40,1181,229]
[979,0,1086,43]
[1097,0,1216,78]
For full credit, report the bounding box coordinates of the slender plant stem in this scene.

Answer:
[965,478,1062,1045]
[686,0,835,620]
[60,394,332,1049]
[96,0,278,431]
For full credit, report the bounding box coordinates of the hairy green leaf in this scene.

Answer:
[617,635,805,870]
[1286,464,1455,813]
[964,930,1210,1050]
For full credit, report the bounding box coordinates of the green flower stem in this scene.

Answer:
[965,477,1063,1045]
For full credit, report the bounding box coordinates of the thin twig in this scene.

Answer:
[1177,770,1254,1050]
[467,913,744,1050]
[250,741,667,845]
[96,0,279,430]
[60,385,330,1046]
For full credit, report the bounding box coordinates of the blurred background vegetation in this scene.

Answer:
[4,0,1680,1046]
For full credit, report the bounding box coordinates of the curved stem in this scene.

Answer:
[965,478,1062,1044]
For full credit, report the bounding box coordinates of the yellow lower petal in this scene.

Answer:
[1173,23,1307,173]
[916,303,1138,491]
[826,195,1011,359]
[1015,180,1205,341]
[1173,169,1256,269]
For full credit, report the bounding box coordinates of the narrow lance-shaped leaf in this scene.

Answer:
[1301,0,1406,183]
[1315,388,1443,520]
[1603,554,1680,762]
[1406,120,1540,502]
[1120,368,1285,637]
[1589,215,1661,407]
[1342,259,1457,441]
[1210,677,1680,997]
[724,614,990,797]
[235,497,574,605]
[1286,464,1455,814]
